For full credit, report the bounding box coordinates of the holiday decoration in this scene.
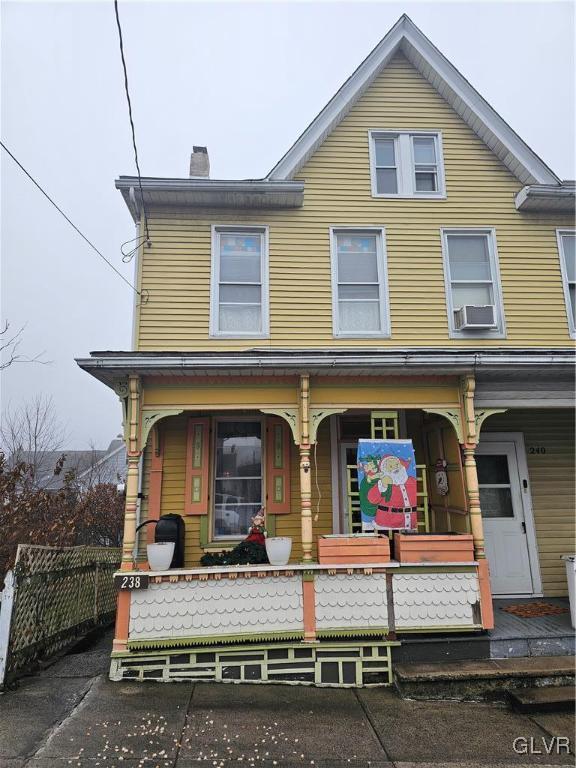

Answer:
[200,509,269,567]
[357,439,418,531]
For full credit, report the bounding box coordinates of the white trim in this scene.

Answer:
[368,130,446,199]
[210,225,270,339]
[477,432,543,597]
[556,228,576,340]
[267,15,559,185]
[329,415,341,534]
[329,226,391,338]
[441,227,506,340]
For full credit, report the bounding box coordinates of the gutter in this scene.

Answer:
[515,183,576,212]
[76,350,575,375]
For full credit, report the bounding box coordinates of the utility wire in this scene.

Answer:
[0,141,143,297]
[113,0,150,243]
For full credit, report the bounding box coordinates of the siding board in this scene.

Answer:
[136,54,573,350]
[482,409,575,597]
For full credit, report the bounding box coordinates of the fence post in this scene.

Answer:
[0,570,17,688]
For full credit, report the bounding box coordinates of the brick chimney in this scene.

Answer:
[190,146,210,178]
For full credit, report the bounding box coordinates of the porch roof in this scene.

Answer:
[75,348,575,389]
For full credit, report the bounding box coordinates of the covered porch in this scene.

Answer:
[75,351,575,685]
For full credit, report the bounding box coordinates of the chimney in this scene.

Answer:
[190,146,210,178]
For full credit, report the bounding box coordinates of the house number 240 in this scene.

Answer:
[528,446,546,455]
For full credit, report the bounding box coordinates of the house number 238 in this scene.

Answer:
[114,574,149,590]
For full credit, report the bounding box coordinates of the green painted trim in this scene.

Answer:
[199,516,209,548]
[302,570,315,582]
[127,630,305,650]
[397,625,483,634]
[112,638,401,660]
[316,627,392,639]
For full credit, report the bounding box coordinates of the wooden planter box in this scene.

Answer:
[318,535,391,565]
[393,533,474,563]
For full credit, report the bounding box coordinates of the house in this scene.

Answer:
[15,439,126,492]
[77,15,575,685]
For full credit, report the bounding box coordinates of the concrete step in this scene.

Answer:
[508,685,575,713]
[394,655,575,701]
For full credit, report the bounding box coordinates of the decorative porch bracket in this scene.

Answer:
[259,408,300,444]
[113,378,130,442]
[309,408,348,444]
[474,408,508,437]
[140,409,184,451]
[421,408,464,444]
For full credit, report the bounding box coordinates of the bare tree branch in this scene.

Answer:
[0,321,49,369]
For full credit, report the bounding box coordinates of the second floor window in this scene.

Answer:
[557,229,575,338]
[330,228,390,337]
[210,226,269,337]
[369,131,445,198]
[442,228,505,337]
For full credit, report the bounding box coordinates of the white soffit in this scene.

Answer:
[267,15,560,186]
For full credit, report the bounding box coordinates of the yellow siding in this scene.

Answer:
[143,415,333,567]
[135,443,151,558]
[482,409,575,597]
[135,53,573,350]
[157,415,203,567]
[276,419,333,561]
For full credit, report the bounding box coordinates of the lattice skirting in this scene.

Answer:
[110,640,397,687]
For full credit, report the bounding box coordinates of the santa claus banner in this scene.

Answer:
[357,439,418,531]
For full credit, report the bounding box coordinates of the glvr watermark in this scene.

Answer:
[513,736,571,755]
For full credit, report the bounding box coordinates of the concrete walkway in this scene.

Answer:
[0,632,573,768]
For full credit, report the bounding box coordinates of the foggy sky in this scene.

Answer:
[2,1,574,449]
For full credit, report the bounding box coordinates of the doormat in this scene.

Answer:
[501,602,569,618]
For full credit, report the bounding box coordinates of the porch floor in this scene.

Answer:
[489,597,574,658]
[393,598,574,664]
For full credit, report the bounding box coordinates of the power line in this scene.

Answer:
[113,0,150,243]
[0,141,143,297]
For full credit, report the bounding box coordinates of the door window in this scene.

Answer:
[477,454,513,518]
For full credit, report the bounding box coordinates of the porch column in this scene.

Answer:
[299,374,314,563]
[121,375,142,570]
[463,448,484,559]
[461,375,485,559]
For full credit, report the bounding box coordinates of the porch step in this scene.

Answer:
[507,685,575,714]
[394,655,575,701]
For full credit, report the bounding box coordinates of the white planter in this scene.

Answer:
[265,537,292,566]
[147,542,175,571]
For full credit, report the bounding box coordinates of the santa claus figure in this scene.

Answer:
[366,454,418,530]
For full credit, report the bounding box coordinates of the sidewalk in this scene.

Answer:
[0,631,573,768]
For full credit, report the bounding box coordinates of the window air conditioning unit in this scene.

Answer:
[454,304,496,329]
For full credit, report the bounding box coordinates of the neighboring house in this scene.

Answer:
[16,439,126,492]
[77,16,575,685]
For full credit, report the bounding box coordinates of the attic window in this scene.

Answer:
[369,131,446,198]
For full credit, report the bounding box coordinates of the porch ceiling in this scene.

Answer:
[75,348,575,389]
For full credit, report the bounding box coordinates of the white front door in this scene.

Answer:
[476,435,539,596]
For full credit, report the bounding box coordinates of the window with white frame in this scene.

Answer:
[213,419,262,539]
[331,229,390,337]
[369,131,445,198]
[211,227,268,336]
[557,229,576,337]
[442,229,505,336]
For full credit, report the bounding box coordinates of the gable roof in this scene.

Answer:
[267,14,560,186]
